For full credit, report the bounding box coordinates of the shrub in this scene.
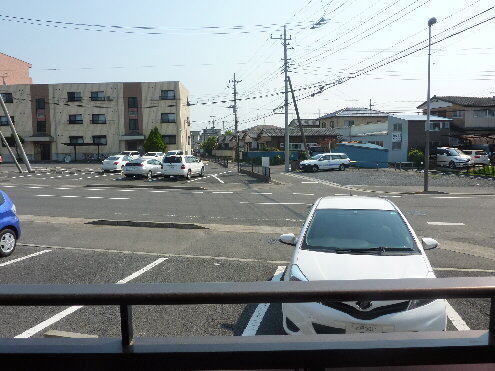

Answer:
[408,148,424,167]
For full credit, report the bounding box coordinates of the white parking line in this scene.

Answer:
[446,302,470,331]
[85,196,104,199]
[15,258,168,339]
[293,192,315,196]
[35,195,55,197]
[242,266,286,336]
[251,193,272,195]
[109,197,130,200]
[427,222,465,226]
[28,186,42,189]
[119,189,135,192]
[212,191,233,194]
[301,181,318,184]
[210,174,225,184]
[56,187,71,190]
[61,195,80,198]
[150,190,168,193]
[0,250,51,267]
[3,185,16,188]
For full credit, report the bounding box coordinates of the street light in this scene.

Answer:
[424,16,436,193]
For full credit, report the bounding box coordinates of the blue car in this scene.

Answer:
[0,190,20,257]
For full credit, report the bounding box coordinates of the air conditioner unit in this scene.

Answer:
[106,96,113,101]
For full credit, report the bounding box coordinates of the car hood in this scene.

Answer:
[295,249,431,280]
[300,160,317,165]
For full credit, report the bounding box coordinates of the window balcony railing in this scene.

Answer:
[0,277,494,370]
[68,120,84,125]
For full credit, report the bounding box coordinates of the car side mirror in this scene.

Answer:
[318,158,325,161]
[279,233,297,245]
[160,164,163,169]
[422,237,438,250]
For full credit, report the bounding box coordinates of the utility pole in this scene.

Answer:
[230,73,241,172]
[272,25,291,172]
[0,94,33,172]
[369,99,374,111]
[210,116,216,129]
[288,76,309,159]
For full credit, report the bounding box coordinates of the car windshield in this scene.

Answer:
[447,149,461,156]
[303,209,416,253]
[106,156,119,161]
[164,156,182,163]
[310,155,322,160]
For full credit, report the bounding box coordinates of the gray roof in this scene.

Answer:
[288,119,319,127]
[417,96,495,108]
[260,127,337,137]
[319,107,389,119]
[391,114,451,121]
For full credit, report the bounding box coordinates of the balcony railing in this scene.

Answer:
[0,277,494,370]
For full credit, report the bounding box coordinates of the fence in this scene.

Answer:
[208,156,229,168]
[239,162,271,182]
[0,277,494,369]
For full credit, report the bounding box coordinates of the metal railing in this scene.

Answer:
[239,162,271,181]
[209,156,229,168]
[0,277,494,369]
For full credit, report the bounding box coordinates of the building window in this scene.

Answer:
[69,136,84,144]
[0,116,14,126]
[392,142,402,150]
[344,120,354,127]
[160,90,176,100]
[129,119,138,130]
[91,114,106,124]
[161,113,176,123]
[37,121,47,133]
[188,136,191,145]
[474,109,495,118]
[321,122,327,128]
[36,98,45,109]
[90,91,105,101]
[451,110,463,118]
[393,123,402,131]
[430,122,441,131]
[441,122,450,129]
[67,92,82,102]
[128,97,138,108]
[69,114,83,124]
[162,135,177,144]
[92,135,107,145]
[0,93,13,103]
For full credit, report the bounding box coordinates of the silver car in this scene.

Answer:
[123,158,162,179]
[101,155,131,172]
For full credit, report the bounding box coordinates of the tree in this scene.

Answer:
[5,134,25,161]
[224,130,234,136]
[408,148,424,167]
[143,127,167,153]
[201,136,218,156]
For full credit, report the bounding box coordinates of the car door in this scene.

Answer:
[318,155,330,170]
[191,156,201,174]
[329,155,340,169]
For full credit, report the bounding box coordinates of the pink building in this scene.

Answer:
[0,52,32,85]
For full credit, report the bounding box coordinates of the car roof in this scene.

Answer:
[316,196,395,211]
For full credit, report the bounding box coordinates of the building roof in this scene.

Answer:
[338,142,388,150]
[288,119,319,127]
[390,114,451,121]
[0,52,32,66]
[417,96,495,108]
[259,127,337,137]
[318,107,389,119]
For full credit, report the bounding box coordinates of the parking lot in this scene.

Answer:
[1,163,494,338]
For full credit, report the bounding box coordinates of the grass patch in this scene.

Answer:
[463,165,495,177]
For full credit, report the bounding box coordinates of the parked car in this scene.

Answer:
[118,151,141,160]
[165,150,184,157]
[0,190,20,257]
[279,196,446,335]
[162,155,204,180]
[122,158,163,179]
[101,155,132,172]
[435,147,473,169]
[300,153,351,172]
[461,150,490,166]
[140,152,165,161]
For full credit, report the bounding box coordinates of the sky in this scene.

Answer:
[1,0,494,133]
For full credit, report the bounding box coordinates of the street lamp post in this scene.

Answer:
[424,17,436,193]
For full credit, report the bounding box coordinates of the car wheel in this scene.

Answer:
[449,161,456,169]
[0,228,16,257]
[312,165,318,173]
[121,165,124,172]
[147,170,153,179]
[125,174,133,179]
[185,169,192,180]
[200,167,205,177]
[339,164,345,171]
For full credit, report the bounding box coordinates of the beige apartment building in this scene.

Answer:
[0,81,190,161]
[0,52,32,85]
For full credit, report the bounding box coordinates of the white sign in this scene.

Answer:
[392,132,402,142]
[261,156,270,167]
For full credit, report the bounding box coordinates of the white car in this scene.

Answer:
[140,152,165,161]
[300,153,351,172]
[118,151,141,160]
[122,158,163,179]
[162,155,204,180]
[435,147,473,169]
[279,196,446,335]
[462,149,490,166]
[165,150,184,157]
[101,155,131,172]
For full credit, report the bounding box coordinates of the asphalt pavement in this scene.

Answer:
[0,161,494,338]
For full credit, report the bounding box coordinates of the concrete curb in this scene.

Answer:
[85,183,205,190]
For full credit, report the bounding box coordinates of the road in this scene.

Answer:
[0,162,494,338]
